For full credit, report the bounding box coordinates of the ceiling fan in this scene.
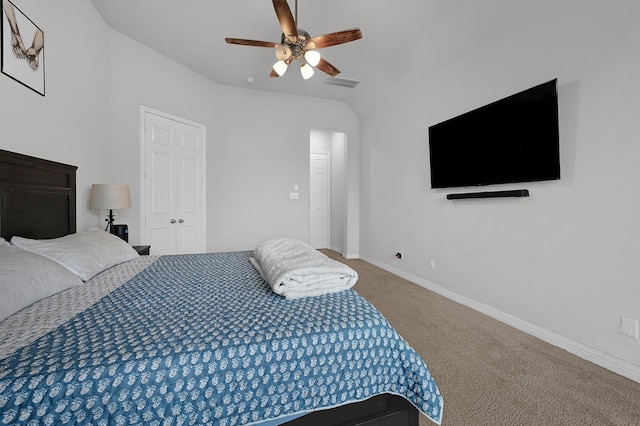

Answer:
[225,0,362,80]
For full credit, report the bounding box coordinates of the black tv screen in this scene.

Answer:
[428,79,560,189]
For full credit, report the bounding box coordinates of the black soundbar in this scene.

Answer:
[447,189,529,200]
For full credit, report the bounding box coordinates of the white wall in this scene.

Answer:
[355,0,640,374]
[0,0,110,230]
[106,30,360,253]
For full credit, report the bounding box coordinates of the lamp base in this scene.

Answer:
[105,209,115,234]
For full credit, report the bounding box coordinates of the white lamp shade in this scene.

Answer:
[89,184,131,210]
[273,60,289,76]
[304,50,321,67]
[300,63,315,80]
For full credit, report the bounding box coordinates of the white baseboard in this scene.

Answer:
[359,255,640,384]
[326,245,359,260]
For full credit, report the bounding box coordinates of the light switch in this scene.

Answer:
[290,192,299,200]
[294,184,299,191]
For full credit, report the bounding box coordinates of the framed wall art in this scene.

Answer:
[1,0,44,96]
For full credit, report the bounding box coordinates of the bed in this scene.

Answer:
[0,149,443,426]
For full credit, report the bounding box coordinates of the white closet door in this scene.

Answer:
[143,109,205,255]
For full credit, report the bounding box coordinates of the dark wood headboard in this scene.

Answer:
[0,149,77,241]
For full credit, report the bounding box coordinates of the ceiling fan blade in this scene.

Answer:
[225,38,278,48]
[269,69,280,78]
[272,0,298,43]
[316,58,340,77]
[306,28,362,49]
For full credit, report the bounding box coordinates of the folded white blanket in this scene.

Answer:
[250,238,358,299]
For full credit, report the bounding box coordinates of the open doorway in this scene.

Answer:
[310,129,347,253]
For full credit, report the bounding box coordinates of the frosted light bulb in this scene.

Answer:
[300,63,314,80]
[304,50,321,67]
[273,60,288,76]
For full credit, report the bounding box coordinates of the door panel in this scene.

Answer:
[176,122,203,253]
[180,131,199,152]
[150,228,173,256]
[145,114,176,255]
[310,152,330,249]
[178,225,198,254]
[180,155,199,214]
[151,124,171,146]
[151,151,172,214]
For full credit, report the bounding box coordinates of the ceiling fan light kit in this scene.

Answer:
[304,50,321,67]
[225,0,362,80]
[273,60,289,76]
[300,62,314,80]
[275,44,292,61]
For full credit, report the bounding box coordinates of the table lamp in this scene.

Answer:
[89,184,131,234]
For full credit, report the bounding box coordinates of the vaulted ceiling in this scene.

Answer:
[90,0,554,104]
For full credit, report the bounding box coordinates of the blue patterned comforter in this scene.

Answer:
[0,251,442,425]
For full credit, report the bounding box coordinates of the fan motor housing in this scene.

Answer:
[281,29,310,45]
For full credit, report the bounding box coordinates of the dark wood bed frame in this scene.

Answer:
[285,393,418,425]
[0,149,76,241]
[0,149,419,426]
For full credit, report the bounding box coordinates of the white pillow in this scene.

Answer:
[0,237,7,246]
[0,244,83,322]
[11,229,139,281]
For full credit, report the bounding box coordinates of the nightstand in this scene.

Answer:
[133,245,150,256]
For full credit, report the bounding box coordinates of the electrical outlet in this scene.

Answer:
[620,317,639,339]
[429,259,435,270]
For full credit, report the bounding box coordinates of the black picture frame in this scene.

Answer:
[1,0,45,96]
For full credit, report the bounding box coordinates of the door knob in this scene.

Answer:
[170,219,176,224]
[178,219,185,223]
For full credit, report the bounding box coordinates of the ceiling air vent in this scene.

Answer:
[324,76,360,89]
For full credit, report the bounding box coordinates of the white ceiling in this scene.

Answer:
[89,0,460,102]
[89,0,558,104]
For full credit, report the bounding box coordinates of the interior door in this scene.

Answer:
[143,109,205,255]
[310,151,330,249]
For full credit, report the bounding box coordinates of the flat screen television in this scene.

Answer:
[428,79,560,189]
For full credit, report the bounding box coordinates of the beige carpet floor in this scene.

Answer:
[323,250,640,426]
